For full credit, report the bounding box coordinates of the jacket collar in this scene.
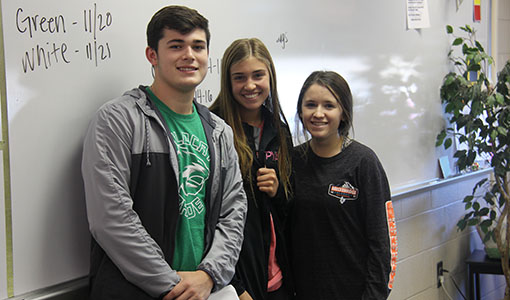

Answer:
[134,86,215,128]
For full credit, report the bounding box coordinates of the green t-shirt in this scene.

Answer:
[148,89,210,271]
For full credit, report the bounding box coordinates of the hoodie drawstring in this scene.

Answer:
[144,115,152,167]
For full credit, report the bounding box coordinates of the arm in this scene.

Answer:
[239,291,254,300]
[360,154,397,300]
[163,271,213,300]
[256,167,279,198]
[82,104,179,297]
[197,125,248,291]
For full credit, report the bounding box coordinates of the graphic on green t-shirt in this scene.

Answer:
[147,88,209,271]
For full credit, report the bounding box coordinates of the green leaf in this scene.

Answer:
[462,43,470,55]
[444,138,452,149]
[464,195,474,203]
[453,37,463,46]
[446,25,453,34]
[497,127,508,136]
[467,151,476,166]
[480,219,492,231]
[478,207,490,216]
[454,150,467,158]
[467,63,481,72]
[487,95,496,105]
[457,219,467,231]
[468,218,480,226]
[491,129,498,140]
[445,102,456,113]
[475,178,488,190]
[473,202,480,211]
[436,130,446,146]
[471,99,483,115]
[475,41,485,52]
[496,93,505,105]
[444,74,455,86]
[459,135,468,143]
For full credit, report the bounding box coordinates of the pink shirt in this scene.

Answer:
[267,213,283,292]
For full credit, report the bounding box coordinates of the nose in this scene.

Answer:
[313,106,325,118]
[182,46,195,61]
[244,79,256,91]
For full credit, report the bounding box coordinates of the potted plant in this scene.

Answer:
[436,24,510,297]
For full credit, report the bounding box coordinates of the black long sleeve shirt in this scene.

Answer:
[289,140,397,300]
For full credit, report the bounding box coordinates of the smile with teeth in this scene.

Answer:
[311,121,327,126]
[243,93,259,99]
[178,67,198,71]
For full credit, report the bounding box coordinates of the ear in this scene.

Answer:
[145,46,158,66]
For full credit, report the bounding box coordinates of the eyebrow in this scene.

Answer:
[231,69,266,76]
[166,39,207,45]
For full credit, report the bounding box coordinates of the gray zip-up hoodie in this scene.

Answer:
[82,87,247,299]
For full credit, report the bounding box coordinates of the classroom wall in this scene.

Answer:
[1,1,507,299]
[389,170,505,300]
[496,0,510,71]
[387,2,510,298]
[2,170,504,300]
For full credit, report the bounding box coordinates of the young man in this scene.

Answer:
[81,6,247,300]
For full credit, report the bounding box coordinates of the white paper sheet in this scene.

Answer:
[407,0,431,29]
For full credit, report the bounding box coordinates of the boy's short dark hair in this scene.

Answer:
[146,5,210,52]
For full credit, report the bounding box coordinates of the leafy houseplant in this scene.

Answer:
[436,24,510,297]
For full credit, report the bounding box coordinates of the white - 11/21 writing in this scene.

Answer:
[16,4,113,73]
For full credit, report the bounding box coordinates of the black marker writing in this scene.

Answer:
[276,32,288,49]
[21,42,70,73]
[16,8,66,38]
[16,3,113,73]
[194,89,214,104]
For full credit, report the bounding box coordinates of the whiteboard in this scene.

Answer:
[0,0,490,296]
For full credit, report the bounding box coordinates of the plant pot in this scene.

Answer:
[477,218,508,260]
[483,237,502,260]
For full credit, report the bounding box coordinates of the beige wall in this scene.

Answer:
[388,171,505,300]
[496,0,510,72]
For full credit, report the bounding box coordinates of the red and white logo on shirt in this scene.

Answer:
[328,182,359,204]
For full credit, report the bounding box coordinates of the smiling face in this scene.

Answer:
[146,28,208,93]
[230,56,270,119]
[300,83,343,143]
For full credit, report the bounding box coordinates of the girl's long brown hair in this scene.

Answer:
[210,38,292,198]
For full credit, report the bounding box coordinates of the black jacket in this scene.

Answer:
[212,107,294,300]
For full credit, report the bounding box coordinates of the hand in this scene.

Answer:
[239,291,254,300]
[163,270,213,300]
[256,167,279,198]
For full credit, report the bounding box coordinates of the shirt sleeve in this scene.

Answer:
[82,104,180,297]
[197,124,248,291]
[359,152,397,300]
